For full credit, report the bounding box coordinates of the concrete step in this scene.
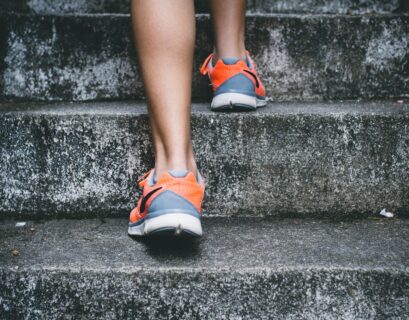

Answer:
[0,13,408,101]
[1,101,408,219]
[1,217,408,319]
[1,0,406,15]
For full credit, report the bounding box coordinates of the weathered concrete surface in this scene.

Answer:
[0,101,408,219]
[0,14,408,101]
[1,218,408,319]
[0,0,405,14]
[198,0,407,15]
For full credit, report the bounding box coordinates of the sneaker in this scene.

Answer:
[200,51,266,111]
[128,169,205,237]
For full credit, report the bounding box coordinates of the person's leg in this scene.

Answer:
[201,0,266,111]
[131,0,196,179]
[209,0,247,61]
[129,0,204,237]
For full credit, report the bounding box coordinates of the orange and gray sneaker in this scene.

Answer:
[128,169,205,237]
[200,51,266,111]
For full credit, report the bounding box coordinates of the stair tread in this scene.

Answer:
[1,100,408,219]
[3,12,409,17]
[1,100,408,116]
[1,218,409,272]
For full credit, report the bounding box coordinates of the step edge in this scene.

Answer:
[1,12,408,19]
[2,266,408,274]
[1,101,408,117]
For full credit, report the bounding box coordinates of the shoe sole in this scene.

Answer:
[128,213,202,238]
[211,92,266,112]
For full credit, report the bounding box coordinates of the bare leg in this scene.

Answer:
[209,0,247,61]
[131,0,196,178]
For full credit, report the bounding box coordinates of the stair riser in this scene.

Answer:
[1,14,408,101]
[1,0,405,14]
[1,270,408,319]
[1,105,408,218]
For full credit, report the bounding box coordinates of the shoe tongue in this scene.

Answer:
[222,58,240,65]
[168,170,189,178]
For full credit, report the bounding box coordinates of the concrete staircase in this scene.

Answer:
[1,1,409,319]
[2,218,409,319]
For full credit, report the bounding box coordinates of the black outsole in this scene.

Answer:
[211,103,257,112]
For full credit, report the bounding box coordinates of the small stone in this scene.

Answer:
[380,208,394,218]
[30,227,36,232]
[11,249,20,257]
[397,100,404,104]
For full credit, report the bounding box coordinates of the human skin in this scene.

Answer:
[131,0,247,178]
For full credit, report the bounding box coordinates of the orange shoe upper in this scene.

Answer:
[200,51,266,98]
[129,171,205,224]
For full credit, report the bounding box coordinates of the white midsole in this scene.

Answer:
[211,92,266,110]
[128,213,202,236]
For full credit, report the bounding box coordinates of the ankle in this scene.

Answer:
[213,48,246,62]
[154,157,197,180]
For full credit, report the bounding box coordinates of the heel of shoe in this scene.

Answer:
[211,92,257,111]
[145,212,203,237]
